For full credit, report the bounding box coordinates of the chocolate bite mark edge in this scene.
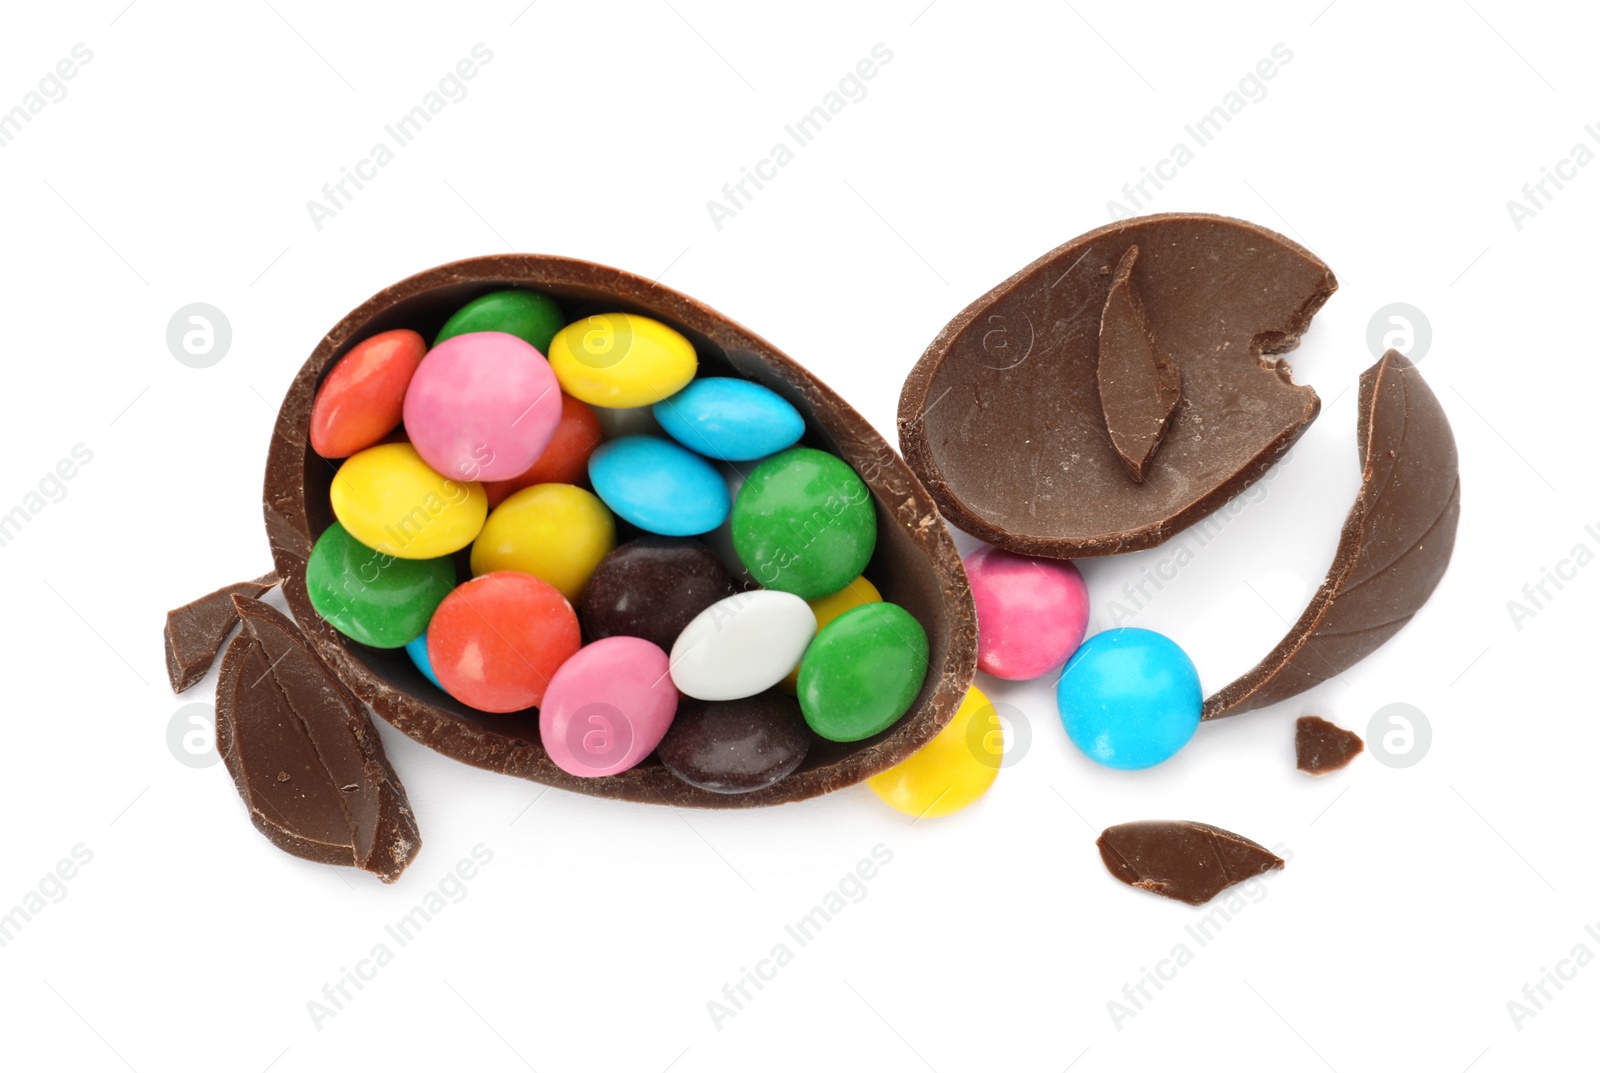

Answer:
[899,213,1335,558]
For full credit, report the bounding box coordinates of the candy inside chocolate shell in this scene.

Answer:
[264,255,976,808]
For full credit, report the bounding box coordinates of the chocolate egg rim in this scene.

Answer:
[264,254,977,809]
[897,211,1337,559]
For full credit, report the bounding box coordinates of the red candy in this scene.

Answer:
[426,571,581,713]
[482,393,606,507]
[309,329,428,458]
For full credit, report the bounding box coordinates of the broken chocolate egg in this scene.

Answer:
[262,255,976,808]
[899,213,1336,557]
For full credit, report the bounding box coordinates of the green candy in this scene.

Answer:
[306,522,455,649]
[731,447,876,600]
[797,602,929,742]
[434,288,565,354]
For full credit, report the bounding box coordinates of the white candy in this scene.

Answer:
[669,591,817,701]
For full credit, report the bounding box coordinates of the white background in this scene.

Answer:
[1,1,1595,1070]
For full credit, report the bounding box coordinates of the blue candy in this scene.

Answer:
[588,434,730,536]
[406,633,443,690]
[653,377,805,461]
[1056,627,1201,770]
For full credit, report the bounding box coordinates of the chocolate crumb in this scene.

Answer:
[1295,715,1364,774]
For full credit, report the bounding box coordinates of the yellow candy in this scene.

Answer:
[547,313,697,408]
[867,684,1001,818]
[330,443,486,559]
[469,483,616,601]
[780,575,882,692]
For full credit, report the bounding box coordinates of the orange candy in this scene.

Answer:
[482,393,606,507]
[309,329,427,459]
[427,572,581,713]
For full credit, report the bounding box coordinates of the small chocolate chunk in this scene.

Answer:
[217,596,420,882]
[1204,350,1460,718]
[1295,715,1364,774]
[899,212,1333,557]
[163,571,279,692]
[1097,246,1181,482]
[657,692,812,794]
[1097,820,1284,905]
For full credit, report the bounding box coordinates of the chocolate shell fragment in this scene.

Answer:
[216,595,420,882]
[1295,715,1364,774]
[1204,350,1460,719]
[264,255,976,808]
[163,571,279,692]
[900,213,1334,557]
[1097,820,1284,905]
[1097,246,1182,482]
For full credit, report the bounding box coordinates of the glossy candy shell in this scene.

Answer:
[266,255,975,807]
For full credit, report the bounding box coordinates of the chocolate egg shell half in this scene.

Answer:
[264,255,976,808]
[899,213,1337,557]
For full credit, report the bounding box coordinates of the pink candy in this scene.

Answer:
[965,545,1089,680]
[539,636,678,777]
[402,331,562,482]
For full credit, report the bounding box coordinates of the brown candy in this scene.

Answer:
[899,212,1334,557]
[217,595,420,882]
[163,571,278,692]
[263,255,976,808]
[1204,350,1460,718]
[579,537,736,652]
[657,692,812,794]
[1097,820,1284,905]
[1295,715,1364,775]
